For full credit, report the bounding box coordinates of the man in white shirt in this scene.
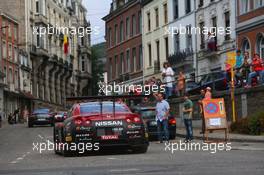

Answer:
[162,62,174,99]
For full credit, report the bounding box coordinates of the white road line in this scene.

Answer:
[16,157,23,160]
[10,161,17,164]
[38,134,44,139]
[109,168,140,172]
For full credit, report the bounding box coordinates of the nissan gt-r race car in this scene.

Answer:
[53,95,149,156]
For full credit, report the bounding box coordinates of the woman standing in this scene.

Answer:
[177,71,186,97]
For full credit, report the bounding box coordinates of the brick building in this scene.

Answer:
[0,12,20,117]
[103,0,143,86]
[237,0,264,58]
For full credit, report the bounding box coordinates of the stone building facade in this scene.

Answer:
[0,0,92,112]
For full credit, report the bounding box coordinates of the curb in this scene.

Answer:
[176,133,264,143]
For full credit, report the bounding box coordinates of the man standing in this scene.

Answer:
[154,93,170,143]
[162,62,174,99]
[198,90,205,134]
[183,94,193,142]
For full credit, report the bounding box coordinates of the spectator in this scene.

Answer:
[182,93,194,142]
[177,71,186,97]
[245,53,264,88]
[153,92,170,143]
[204,87,212,100]
[198,90,206,134]
[207,32,216,52]
[162,62,174,99]
[241,52,251,81]
[235,50,243,69]
[13,108,20,124]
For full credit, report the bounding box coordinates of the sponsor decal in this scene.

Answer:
[95,120,123,127]
[101,135,119,140]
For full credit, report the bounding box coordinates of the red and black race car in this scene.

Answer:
[53,95,149,156]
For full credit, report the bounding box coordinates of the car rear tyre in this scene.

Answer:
[132,146,148,154]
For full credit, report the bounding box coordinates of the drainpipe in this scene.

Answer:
[194,0,198,80]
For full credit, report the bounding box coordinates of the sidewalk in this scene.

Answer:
[176,128,264,143]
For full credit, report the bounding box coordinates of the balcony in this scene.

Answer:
[198,39,220,60]
[168,48,194,74]
[119,73,130,82]
[34,14,48,25]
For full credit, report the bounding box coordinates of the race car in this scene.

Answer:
[53,95,149,156]
[54,111,67,123]
[28,108,55,127]
[132,105,176,140]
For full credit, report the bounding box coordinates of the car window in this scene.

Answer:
[141,109,156,119]
[80,103,130,114]
[33,109,49,114]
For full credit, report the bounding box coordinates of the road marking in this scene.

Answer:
[10,161,17,164]
[109,168,140,172]
[38,135,44,139]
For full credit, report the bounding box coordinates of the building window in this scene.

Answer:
[115,55,118,78]
[138,45,143,70]
[8,43,12,59]
[109,58,113,79]
[14,47,18,63]
[173,0,179,19]
[254,0,263,8]
[126,50,130,72]
[174,32,180,53]
[256,34,264,59]
[14,26,18,41]
[199,0,204,7]
[147,12,151,32]
[15,70,18,89]
[36,0,40,13]
[114,24,118,45]
[156,40,160,64]
[3,67,7,83]
[240,0,250,14]
[241,38,251,53]
[120,53,124,74]
[165,37,169,60]
[148,44,152,66]
[120,21,124,42]
[200,22,205,49]
[126,17,130,38]
[186,25,192,50]
[132,48,136,72]
[8,24,11,38]
[138,11,142,34]
[185,0,191,14]
[155,8,159,28]
[81,56,85,72]
[2,41,7,58]
[9,68,13,84]
[225,11,230,40]
[163,3,168,24]
[132,14,136,36]
[108,27,112,47]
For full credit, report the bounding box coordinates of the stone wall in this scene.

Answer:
[169,86,264,128]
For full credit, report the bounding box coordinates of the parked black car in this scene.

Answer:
[132,106,176,140]
[28,108,55,127]
[187,71,229,95]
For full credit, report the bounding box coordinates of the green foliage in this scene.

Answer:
[230,111,264,135]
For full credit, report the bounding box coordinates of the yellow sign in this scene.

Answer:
[226,52,236,67]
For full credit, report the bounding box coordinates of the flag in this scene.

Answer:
[63,35,69,55]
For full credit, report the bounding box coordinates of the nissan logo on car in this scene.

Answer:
[95,120,123,127]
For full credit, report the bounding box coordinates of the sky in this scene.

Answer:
[83,0,112,45]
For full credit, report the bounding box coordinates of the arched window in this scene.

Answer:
[256,34,264,59]
[241,38,251,54]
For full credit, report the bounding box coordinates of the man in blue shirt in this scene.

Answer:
[235,50,243,69]
[154,92,170,143]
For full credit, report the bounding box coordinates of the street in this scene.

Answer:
[0,124,263,175]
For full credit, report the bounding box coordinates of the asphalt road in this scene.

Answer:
[0,124,264,175]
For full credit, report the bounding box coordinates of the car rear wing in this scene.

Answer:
[66,95,149,118]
